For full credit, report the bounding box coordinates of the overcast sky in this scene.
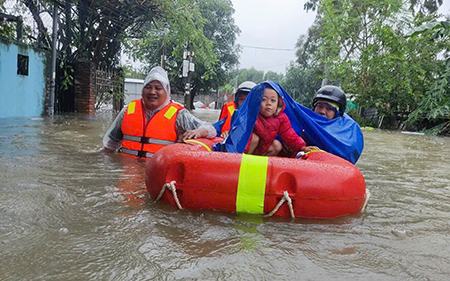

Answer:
[231,0,450,74]
[230,0,316,74]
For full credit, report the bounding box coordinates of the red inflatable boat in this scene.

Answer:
[145,139,368,219]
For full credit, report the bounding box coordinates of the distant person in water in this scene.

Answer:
[312,85,347,120]
[102,66,215,158]
[245,86,307,156]
[215,81,256,137]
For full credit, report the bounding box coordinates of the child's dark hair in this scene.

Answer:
[275,96,283,115]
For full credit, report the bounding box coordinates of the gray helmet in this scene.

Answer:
[312,85,347,116]
[234,81,256,104]
[236,81,256,94]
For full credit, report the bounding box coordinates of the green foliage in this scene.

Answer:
[406,20,449,133]
[127,0,239,98]
[122,65,146,80]
[0,1,24,41]
[0,21,15,40]
[294,0,448,133]
[0,2,15,40]
[264,71,284,82]
[234,68,265,84]
[16,0,169,112]
[281,64,321,105]
[219,83,234,95]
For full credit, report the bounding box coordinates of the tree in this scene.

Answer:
[295,0,447,132]
[264,71,284,82]
[127,0,240,109]
[123,65,146,80]
[406,20,450,134]
[9,0,167,111]
[235,67,265,84]
[281,64,322,105]
[0,1,28,41]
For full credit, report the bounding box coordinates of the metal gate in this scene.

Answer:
[94,66,124,111]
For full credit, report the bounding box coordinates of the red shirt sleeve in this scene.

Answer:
[277,113,306,153]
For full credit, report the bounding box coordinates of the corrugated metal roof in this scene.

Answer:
[125,78,144,84]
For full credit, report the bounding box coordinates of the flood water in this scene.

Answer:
[1,110,449,280]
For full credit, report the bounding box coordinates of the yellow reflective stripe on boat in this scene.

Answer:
[236,154,268,214]
[184,139,212,152]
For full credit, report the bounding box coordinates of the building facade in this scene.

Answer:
[0,39,47,118]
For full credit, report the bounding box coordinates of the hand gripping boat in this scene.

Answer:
[145,139,368,219]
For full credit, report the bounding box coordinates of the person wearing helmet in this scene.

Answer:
[215,81,256,137]
[312,85,347,119]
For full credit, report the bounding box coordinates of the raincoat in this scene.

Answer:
[214,81,364,164]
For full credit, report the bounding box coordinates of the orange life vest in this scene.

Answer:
[218,101,235,132]
[120,99,184,157]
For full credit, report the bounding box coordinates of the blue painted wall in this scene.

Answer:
[0,41,47,118]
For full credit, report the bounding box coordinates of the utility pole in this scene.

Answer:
[48,3,58,116]
[182,45,195,110]
[160,44,166,68]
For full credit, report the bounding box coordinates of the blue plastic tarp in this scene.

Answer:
[213,81,364,164]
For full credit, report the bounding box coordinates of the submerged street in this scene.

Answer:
[0,110,449,280]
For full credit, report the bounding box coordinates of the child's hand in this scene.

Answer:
[296,146,321,158]
[220,131,229,138]
[295,151,306,159]
[304,146,320,152]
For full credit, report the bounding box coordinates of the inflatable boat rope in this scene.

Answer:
[155,180,183,210]
[151,150,370,218]
[264,190,295,219]
[155,180,299,218]
[146,140,368,219]
[362,189,370,212]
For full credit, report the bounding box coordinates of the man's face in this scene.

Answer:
[236,92,248,108]
[314,100,337,119]
[142,81,167,110]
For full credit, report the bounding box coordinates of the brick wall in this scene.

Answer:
[74,61,96,114]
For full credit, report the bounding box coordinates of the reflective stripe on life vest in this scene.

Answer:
[227,103,235,116]
[122,135,175,145]
[119,147,154,158]
[120,100,184,156]
[236,154,269,214]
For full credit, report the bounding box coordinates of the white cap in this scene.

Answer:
[143,66,171,96]
[237,81,256,93]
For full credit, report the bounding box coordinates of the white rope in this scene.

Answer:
[154,180,183,210]
[361,189,370,213]
[264,191,295,219]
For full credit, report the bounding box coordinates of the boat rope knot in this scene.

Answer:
[155,180,183,210]
[361,189,370,213]
[264,190,295,219]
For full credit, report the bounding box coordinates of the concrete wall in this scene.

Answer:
[0,41,47,118]
[124,78,144,105]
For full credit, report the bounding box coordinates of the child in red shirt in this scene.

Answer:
[246,87,307,156]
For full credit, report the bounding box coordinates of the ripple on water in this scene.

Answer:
[1,115,450,280]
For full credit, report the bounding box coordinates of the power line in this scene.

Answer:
[240,44,295,51]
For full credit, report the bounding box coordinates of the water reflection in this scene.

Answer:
[0,112,449,280]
